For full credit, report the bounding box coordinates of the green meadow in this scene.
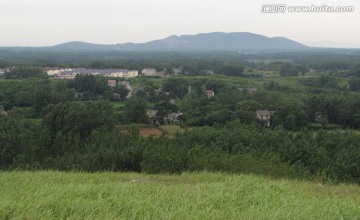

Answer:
[1,171,359,219]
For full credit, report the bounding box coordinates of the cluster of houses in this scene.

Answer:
[45,68,139,79]
[45,67,171,79]
[0,105,276,126]
[141,68,165,77]
[146,110,182,125]
[2,67,218,78]
[1,66,276,126]
[145,107,275,127]
[3,66,276,127]
[187,86,215,99]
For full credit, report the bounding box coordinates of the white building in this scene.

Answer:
[141,68,157,76]
[45,68,73,76]
[54,74,75,80]
[255,110,275,127]
[46,68,138,78]
[173,68,182,75]
[205,90,215,98]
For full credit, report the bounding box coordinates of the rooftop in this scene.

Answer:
[61,69,137,75]
[256,110,272,117]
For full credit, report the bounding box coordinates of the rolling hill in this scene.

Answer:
[113,32,308,51]
[48,32,308,52]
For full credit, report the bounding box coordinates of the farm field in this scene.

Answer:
[1,171,359,219]
[139,127,162,137]
[118,125,185,137]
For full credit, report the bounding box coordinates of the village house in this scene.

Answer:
[141,68,165,77]
[165,112,182,124]
[74,92,84,98]
[45,67,73,76]
[118,81,130,88]
[117,70,138,78]
[118,81,132,95]
[155,71,166,77]
[173,68,182,75]
[314,112,328,123]
[54,74,75,80]
[146,110,158,124]
[141,68,157,76]
[256,110,275,127]
[205,90,215,98]
[0,106,7,116]
[154,88,162,95]
[107,80,117,87]
[0,105,7,116]
[205,70,214,75]
[113,93,121,100]
[146,110,182,124]
[315,112,323,121]
[0,111,7,116]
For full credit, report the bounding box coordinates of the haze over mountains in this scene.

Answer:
[2,32,359,64]
[41,32,308,52]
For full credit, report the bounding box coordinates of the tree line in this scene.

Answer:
[1,111,359,184]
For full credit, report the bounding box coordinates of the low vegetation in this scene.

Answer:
[1,171,359,219]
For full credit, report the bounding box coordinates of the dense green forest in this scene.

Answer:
[1,53,360,184]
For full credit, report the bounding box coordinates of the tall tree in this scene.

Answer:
[43,101,115,140]
[123,97,148,124]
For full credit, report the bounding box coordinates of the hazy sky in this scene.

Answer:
[1,0,359,47]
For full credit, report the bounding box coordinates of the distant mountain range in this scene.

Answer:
[49,32,308,52]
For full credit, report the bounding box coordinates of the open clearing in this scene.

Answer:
[0,171,359,219]
[119,125,186,137]
[159,125,185,136]
[118,125,162,137]
[139,128,162,137]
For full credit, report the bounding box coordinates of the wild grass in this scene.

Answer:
[0,171,359,219]
[130,77,165,89]
[159,125,184,136]
[112,101,126,109]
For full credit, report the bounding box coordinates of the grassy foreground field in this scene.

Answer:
[1,172,359,219]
